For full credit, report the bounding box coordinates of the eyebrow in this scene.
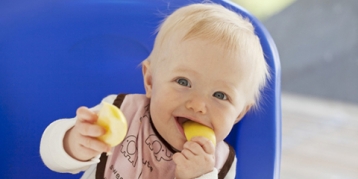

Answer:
[172,66,199,76]
[218,81,240,94]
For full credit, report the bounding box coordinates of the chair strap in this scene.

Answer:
[218,143,236,179]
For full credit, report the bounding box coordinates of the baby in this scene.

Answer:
[40,3,269,179]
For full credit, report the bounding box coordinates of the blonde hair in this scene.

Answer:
[146,3,270,107]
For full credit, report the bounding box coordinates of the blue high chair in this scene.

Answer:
[0,0,281,178]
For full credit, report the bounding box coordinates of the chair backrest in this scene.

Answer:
[0,0,281,178]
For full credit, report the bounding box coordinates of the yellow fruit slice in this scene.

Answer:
[96,102,127,147]
[183,121,216,145]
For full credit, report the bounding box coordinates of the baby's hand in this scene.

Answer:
[64,107,111,161]
[173,137,215,179]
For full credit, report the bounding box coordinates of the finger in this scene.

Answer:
[77,145,101,161]
[77,122,106,137]
[181,148,195,159]
[190,137,215,155]
[183,140,215,166]
[173,153,190,177]
[172,152,187,165]
[79,136,111,153]
[183,141,203,156]
[76,106,98,123]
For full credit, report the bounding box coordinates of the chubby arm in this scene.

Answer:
[39,95,117,173]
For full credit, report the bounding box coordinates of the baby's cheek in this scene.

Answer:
[214,121,233,142]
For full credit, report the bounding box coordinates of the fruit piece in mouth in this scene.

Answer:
[182,121,216,145]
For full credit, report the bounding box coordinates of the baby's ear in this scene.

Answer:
[142,60,152,98]
[235,104,252,123]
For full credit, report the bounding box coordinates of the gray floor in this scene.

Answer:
[281,93,358,179]
[263,0,358,104]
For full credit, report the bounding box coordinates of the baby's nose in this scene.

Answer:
[185,95,207,114]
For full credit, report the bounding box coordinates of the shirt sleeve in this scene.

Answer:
[39,95,117,174]
[195,168,219,179]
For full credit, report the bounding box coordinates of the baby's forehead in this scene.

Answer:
[161,39,252,76]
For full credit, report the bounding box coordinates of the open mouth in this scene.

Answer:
[176,116,191,125]
[175,116,191,137]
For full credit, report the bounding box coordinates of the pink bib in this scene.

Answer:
[102,94,229,179]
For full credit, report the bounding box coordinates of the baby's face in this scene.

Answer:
[144,39,250,151]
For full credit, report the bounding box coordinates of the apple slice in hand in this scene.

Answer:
[183,121,216,146]
[96,102,127,147]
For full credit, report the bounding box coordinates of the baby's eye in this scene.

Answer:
[176,78,191,87]
[213,92,227,100]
